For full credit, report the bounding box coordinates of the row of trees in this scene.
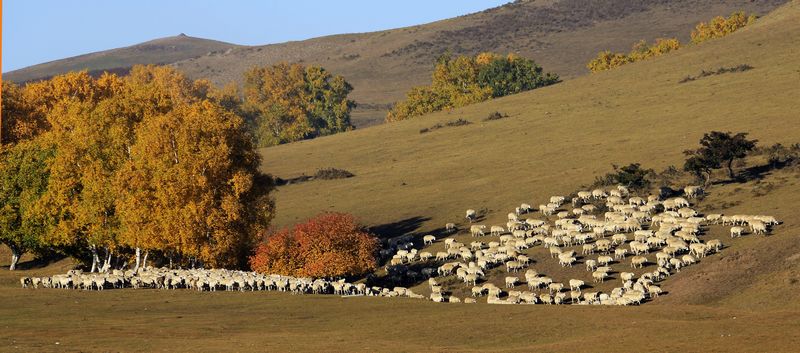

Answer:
[587,11,757,73]
[0,66,275,271]
[595,131,759,195]
[386,52,559,122]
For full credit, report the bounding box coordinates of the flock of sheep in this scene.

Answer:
[20,268,428,298]
[21,184,780,307]
[384,184,780,305]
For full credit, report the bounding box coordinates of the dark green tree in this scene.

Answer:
[0,141,54,270]
[683,131,757,183]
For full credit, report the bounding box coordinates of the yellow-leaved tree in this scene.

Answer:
[116,66,274,269]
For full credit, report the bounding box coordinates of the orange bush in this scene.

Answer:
[249,213,378,278]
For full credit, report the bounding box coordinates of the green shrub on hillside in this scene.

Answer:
[387,52,558,122]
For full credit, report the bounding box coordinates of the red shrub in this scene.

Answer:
[249,213,378,278]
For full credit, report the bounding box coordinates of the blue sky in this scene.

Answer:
[3,0,510,72]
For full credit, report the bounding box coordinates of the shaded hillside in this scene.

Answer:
[4,34,238,83]
[258,0,800,306]
[6,1,787,127]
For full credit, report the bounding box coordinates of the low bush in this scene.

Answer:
[315,168,355,180]
[249,213,378,278]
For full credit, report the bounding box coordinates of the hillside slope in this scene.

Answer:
[4,34,238,82]
[6,1,787,126]
[259,1,800,306]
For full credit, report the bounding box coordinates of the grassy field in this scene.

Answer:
[2,2,800,352]
[2,285,799,352]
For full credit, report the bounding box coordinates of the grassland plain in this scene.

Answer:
[2,2,800,352]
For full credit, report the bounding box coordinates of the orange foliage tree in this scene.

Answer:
[249,213,378,278]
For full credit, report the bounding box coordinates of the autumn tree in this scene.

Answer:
[683,131,757,184]
[250,213,378,278]
[29,71,126,272]
[691,11,757,44]
[115,65,274,269]
[387,52,557,122]
[1,81,50,146]
[0,140,54,269]
[243,63,355,147]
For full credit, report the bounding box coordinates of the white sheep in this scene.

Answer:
[505,276,519,288]
[466,209,477,222]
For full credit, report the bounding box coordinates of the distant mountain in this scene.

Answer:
[4,34,238,82]
[6,0,788,126]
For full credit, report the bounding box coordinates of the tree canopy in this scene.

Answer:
[683,131,757,184]
[243,63,355,147]
[0,65,275,270]
[387,52,558,122]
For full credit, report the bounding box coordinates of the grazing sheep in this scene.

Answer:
[470,225,487,237]
[684,185,703,198]
[548,282,564,294]
[569,279,584,291]
[464,297,477,304]
[592,271,608,283]
[423,235,436,245]
[446,223,457,233]
[597,255,614,266]
[505,276,519,288]
[631,256,647,269]
[706,239,723,252]
[466,209,477,222]
[491,226,505,236]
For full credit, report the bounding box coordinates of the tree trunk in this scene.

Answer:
[727,159,735,179]
[90,245,99,273]
[101,248,112,273]
[9,246,21,271]
[134,247,141,272]
[142,251,149,269]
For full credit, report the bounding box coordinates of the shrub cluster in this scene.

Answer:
[314,168,355,180]
[587,38,681,73]
[678,64,753,83]
[587,11,757,73]
[691,11,758,44]
[249,213,378,278]
[484,111,509,121]
[388,52,558,122]
[419,119,472,134]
